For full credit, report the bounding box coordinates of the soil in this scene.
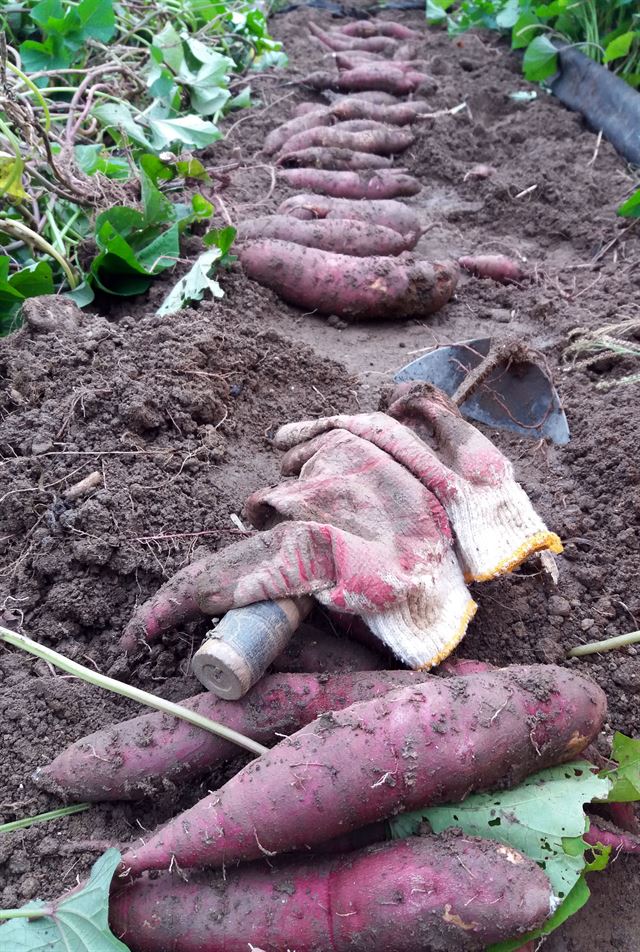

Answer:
[1,5,639,949]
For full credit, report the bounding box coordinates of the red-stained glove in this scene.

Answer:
[122,427,475,669]
[274,384,562,583]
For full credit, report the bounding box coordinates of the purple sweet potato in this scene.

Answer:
[330,98,431,125]
[111,835,553,952]
[120,664,606,873]
[34,671,426,801]
[309,22,398,54]
[237,215,415,256]
[336,52,429,72]
[340,19,421,40]
[278,146,394,170]
[302,66,430,96]
[331,49,383,65]
[279,168,421,199]
[263,108,331,156]
[293,102,324,117]
[277,194,422,241]
[239,240,456,320]
[334,90,400,104]
[459,254,526,284]
[277,122,415,158]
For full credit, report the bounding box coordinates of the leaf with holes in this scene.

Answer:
[389,761,611,901]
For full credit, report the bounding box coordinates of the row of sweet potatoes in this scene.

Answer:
[236,20,523,321]
[236,19,463,321]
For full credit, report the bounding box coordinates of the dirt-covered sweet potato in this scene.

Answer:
[278,146,394,170]
[302,66,430,96]
[263,108,331,156]
[34,671,427,801]
[120,664,606,873]
[330,98,432,125]
[239,240,457,320]
[111,834,553,952]
[339,20,421,40]
[237,215,415,255]
[459,254,526,284]
[277,122,415,158]
[277,194,422,241]
[309,22,398,54]
[279,168,421,199]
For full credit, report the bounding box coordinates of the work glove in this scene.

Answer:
[274,384,562,582]
[122,427,475,669]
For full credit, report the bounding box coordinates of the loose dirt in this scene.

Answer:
[1,6,639,949]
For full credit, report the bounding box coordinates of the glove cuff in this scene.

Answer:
[361,551,477,669]
[446,481,563,582]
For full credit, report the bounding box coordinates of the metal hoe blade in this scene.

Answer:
[395,338,570,445]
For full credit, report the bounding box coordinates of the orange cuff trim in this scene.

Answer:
[415,598,478,671]
[464,531,564,584]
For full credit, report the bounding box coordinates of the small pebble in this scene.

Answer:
[548,595,571,618]
[581,618,595,631]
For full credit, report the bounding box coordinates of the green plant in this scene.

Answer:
[428,0,640,86]
[0,0,284,333]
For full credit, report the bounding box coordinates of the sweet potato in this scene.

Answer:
[309,22,398,54]
[240,241,456,320]
[459,254,526,284]
[238,215,415,256]
[275,623,385,671]
[334,90,400,104]
[277,122,415,158]
[263,108,331,156]
[330,98,433,124]
[302,67,430,96]
[277,194,422,241]
[278,146,394,170]
[34,671,427,801]
[336,52,429,73]
[293,102,323,117]
[279,168,421,200]
[339,20,421,40]
[120,665,606,873]
[111,835,553,952]
[331,49,383,65]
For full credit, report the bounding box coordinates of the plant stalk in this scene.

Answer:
[0,626,268,757]
[569,630,640,657]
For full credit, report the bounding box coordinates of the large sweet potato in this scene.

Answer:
[238,215,415,255]
[277,194,422,241]
[309,22,398,54]
[35,671,425,801]
[239,240,457,320]
[340,20,421,40]
[263,108,331,156]
[111,835,553,952]
[302,66,430,96]
[330,98,432,125]
[279,168,421,199]
[277,122,415,158]
[278,146,394,170]
[120,665,606,873]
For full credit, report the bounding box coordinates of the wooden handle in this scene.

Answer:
[191,597,313,700]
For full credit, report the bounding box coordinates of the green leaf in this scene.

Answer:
[426,0,454,23]
[74,145,130,180]
[156,247,224,316]
[0,849,130,951]
[148,115,222,151]
[389,761,611,899]
[92,103,153,150]
[66,279,95,308]
[512,12,542,50]
[140,168,174,227]
[601,732,640,800]
[227,85,252,111]
[204,225,236,257]
[604,31,637,64]
[76,0,116,42]
[0,155,27,201]
[488,877,591,952]
[523,35,559,82]
[617,187,640,218]
[19,35,71,72]
[496,0,521,30]
[153,22,184,73]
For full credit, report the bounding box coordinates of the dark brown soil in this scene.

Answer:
[1,6,639,948]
